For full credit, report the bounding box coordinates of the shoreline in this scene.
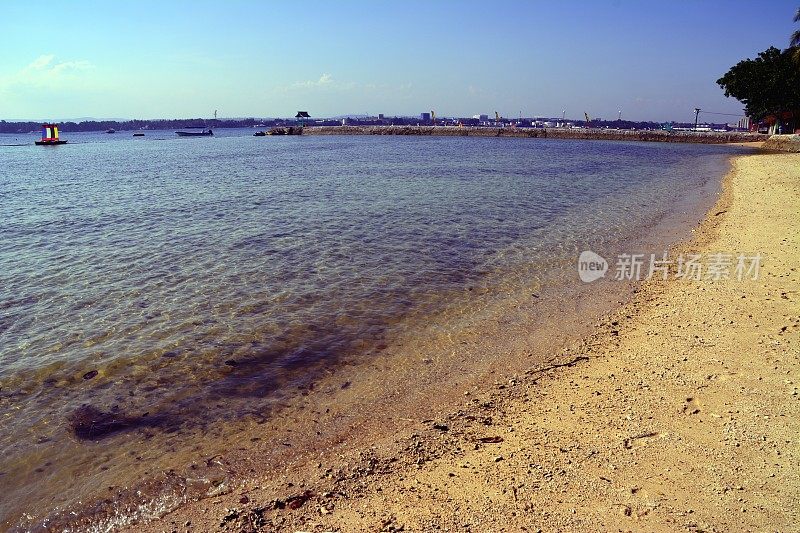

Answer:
[304,125,769,145]
[2,136,739,531]
[120,150,799,532]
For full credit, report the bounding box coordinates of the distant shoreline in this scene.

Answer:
[1,123,770,146]
[304,125,769,144]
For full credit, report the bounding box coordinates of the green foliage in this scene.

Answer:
[717,47,800,121]
[792,7,800,48]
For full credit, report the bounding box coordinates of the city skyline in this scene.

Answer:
[1,0,797,123]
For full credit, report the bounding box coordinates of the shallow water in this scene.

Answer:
[0,129,743,527]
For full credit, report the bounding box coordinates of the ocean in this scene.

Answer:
[0,129,744,529]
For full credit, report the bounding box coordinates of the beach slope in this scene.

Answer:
[133,152,799,532]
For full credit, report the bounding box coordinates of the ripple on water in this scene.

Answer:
[0,131,742,527]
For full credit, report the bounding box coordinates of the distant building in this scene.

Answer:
[378,113,384,120]
[420,112,431,122]
[295,111,311,126]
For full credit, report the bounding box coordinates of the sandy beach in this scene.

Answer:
[119,150,799,533]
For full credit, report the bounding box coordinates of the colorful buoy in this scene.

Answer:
[35,123,68,145]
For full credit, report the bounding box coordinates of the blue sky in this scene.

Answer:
[0,1,797,122]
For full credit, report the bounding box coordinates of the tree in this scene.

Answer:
[717,46,800,128]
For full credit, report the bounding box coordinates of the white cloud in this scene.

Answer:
[26,54,56,71]
[293,73,335,89]
[2,54,95,89]
[51,60,93,74]
[271,73,413,109]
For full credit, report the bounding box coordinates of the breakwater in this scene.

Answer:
[304,125,767,144]
[762,134,800,152]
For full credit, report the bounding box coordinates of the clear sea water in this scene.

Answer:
[0,128,743,528]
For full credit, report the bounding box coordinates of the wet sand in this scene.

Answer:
[727,141,765,149]
[117,151,799,532]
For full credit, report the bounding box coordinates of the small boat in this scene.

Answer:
[106,128,116,134]
[176,126,213,137]
[133,132,145,137]
[35,124,67,146]
[253,131,267,136]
